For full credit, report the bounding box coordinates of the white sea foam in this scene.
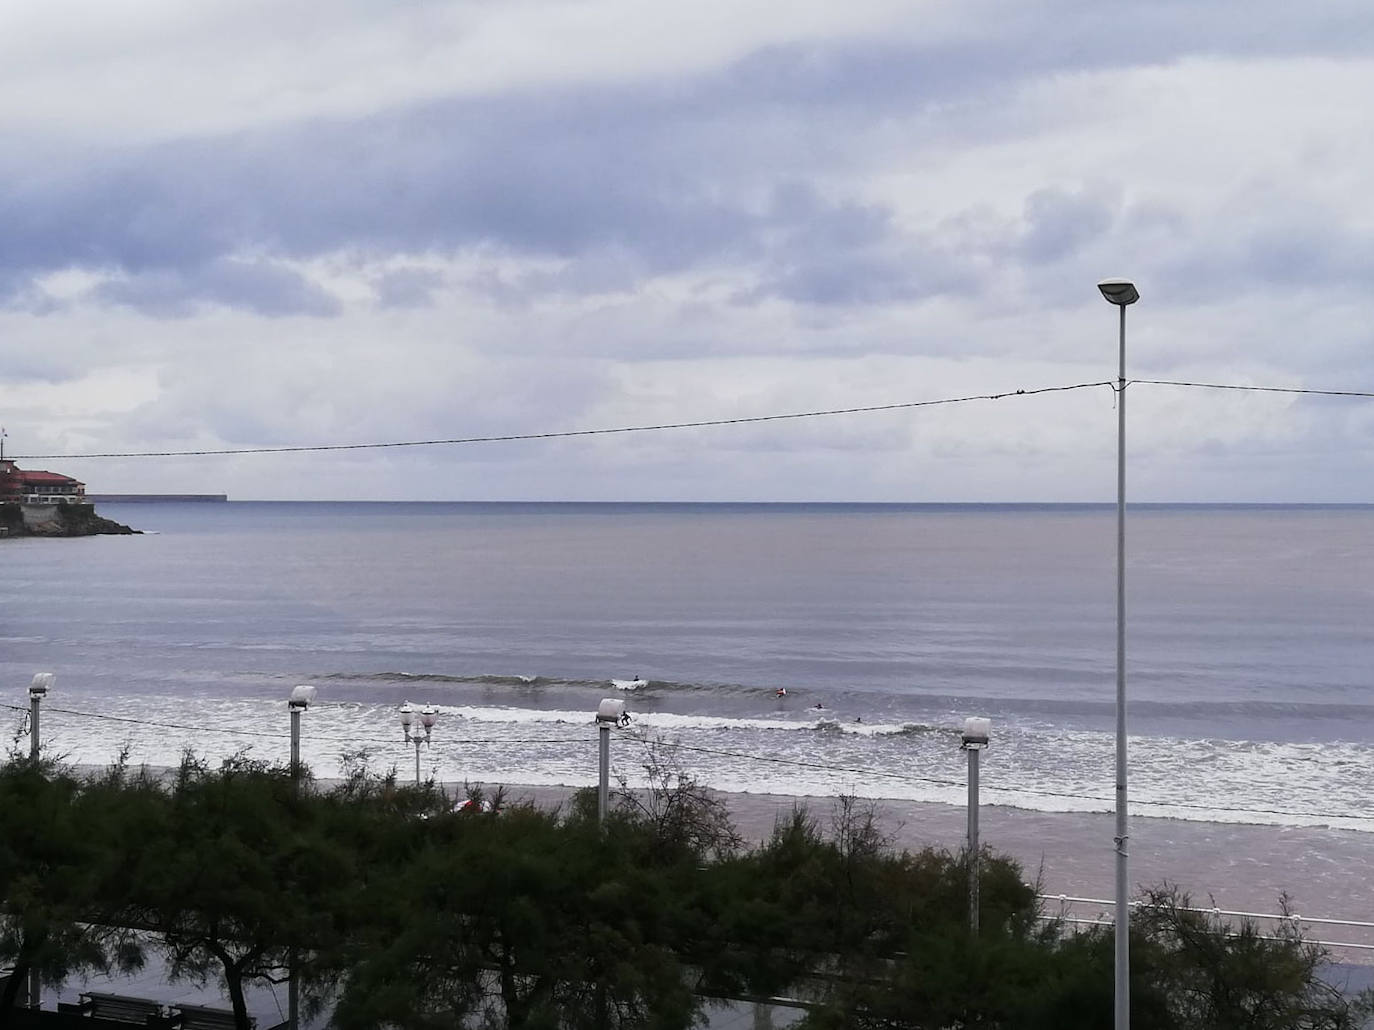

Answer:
[23,693,1374,833]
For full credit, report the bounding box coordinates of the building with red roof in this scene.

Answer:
[0,460,86,504]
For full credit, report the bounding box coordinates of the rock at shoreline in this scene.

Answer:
[0,501,139,537]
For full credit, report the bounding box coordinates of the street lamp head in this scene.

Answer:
[398,701,415,734]
[961,716,991,749]
[595,698,626,725]
[1097,278,1139,306]
[29,672,54,698]
[419,704,438,739]
[288,684,317,711]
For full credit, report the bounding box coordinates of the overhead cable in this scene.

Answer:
[1134,379,1374,399]
[10,381,1112,460]
[14,377,1374,463]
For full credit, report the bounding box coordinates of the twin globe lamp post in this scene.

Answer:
[398,700,439,785]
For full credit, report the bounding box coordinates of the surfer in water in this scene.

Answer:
[775,687,787,698]
[813,702,825,711]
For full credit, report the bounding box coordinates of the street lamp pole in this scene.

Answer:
[594,699,626,825]
[960,717,990,935]
[26,674,53,1010]
[1099,277,1139,1030]
[285,684,315,1030]
[288,684,316,783]
[28,673,52,762]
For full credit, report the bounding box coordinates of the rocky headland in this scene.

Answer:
[0,502,138,537]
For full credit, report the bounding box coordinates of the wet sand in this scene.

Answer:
[495,783,1374,954]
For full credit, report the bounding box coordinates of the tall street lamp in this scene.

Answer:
[1098,276,1139,1030]
[399,701,438,785]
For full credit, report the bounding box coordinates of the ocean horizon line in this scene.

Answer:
[106,498,1374,509]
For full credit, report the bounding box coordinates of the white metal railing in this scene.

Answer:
[1038,894,1374,953]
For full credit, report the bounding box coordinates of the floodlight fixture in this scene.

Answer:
[1097,278,1139,306]
[961,716,991,748]
[595,698,627,725]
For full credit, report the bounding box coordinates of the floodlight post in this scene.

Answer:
[599,725,610,822]
[288,684,316,784]
[285,685,316,1030]
[25,674,53,1009]
[961,717,990,934]
[28,673,52,762]
[594,699,626,825]
[1099,277,1139,1030]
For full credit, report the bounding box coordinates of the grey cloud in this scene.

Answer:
[3,21,1152,295]
[1242,225,1374,289]
[687,1,1374,121]
[0,273,62,315]
[1019,187,1117,264]
[0,8,1367,321]
[1150,213,1374,302]
[0,343,85,384]
[92,258,341,318]
[754,246,982,307]
[375,267,444,308]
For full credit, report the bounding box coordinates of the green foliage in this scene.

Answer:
[1127,885,1370,1030]
[90,754,349,1027]
[332,801,705,1029]
[0,757,143,1015]
[607,733,743,865]
[0,753,1365,1030]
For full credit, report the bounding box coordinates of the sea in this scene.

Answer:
[4,501,1374,833]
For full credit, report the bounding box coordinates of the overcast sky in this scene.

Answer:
[2,0,1372,501]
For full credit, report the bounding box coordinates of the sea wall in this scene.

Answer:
[0,502,137,537]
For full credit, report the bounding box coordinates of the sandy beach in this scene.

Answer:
[494,783,1374,957]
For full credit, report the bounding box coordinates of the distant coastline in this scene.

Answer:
[85,493,228,503]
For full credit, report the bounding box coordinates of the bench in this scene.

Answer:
[59,991,176,1027]
[172,1003,253,1030]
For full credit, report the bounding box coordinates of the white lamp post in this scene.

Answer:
[287,684,317,781]
[28,673,53,762]
[285,685,316,1030]
[1099,276,1139,1030]
[25,673,53,1009]
[399,701,438,785]
[594,699,627,824]
[961,716,990,934]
